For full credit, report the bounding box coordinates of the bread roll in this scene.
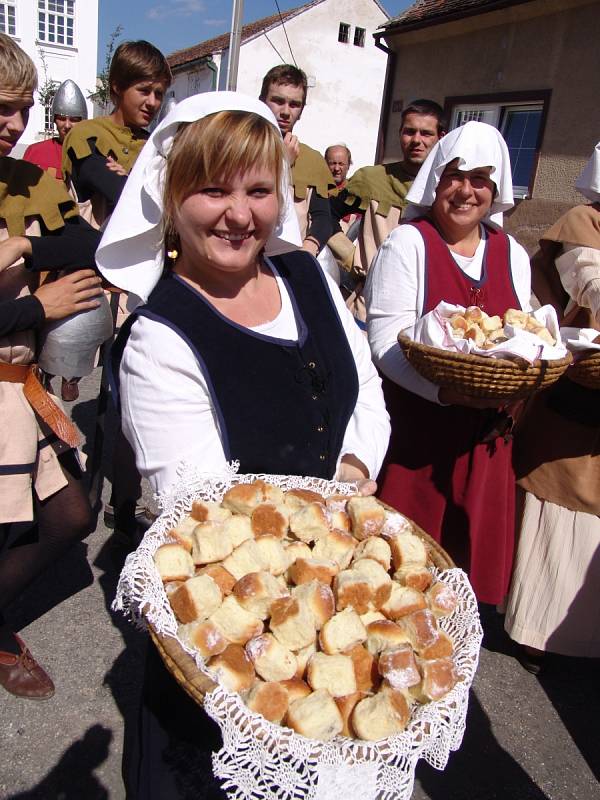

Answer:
[169,574,222,623]
[208,644,255,692]
[380,583,427,620]
[346,496,385,540]
[403,609,443,655]
[351,558,393,608]
[178,620,228,658]
[191,522,233,565]
[245,633,298,682]
[335,691,364,737]
[208,595,263,644]
[427,582,458,617]
[191,500,231,523]
[254,479,285,506]
[289,503,331,543]
[419,630,454,660]
[359,610,386,626]
[222,514,253,548]
[283,541,312,570]
[168,515,198,551]
[251,503,290,539]
[464,305,484,323]
[233,571,289,619]
[284,488,324,512]
[279,678,312,704]
[411,657,459,702]
[503,308,528,329]
[388,532,428,571]
[346,644,379,693]
[378,644,421,690]
[286,689,343,741]
[245,680,289,723]
[319,608,367,655]
[393,565,433,592]
[312,530,356,569]
[333,569,372,614]
[293,640,317,679]
[287,558,338,587]
[292,580,335,629]
[381,512,414,538]
[329,510,351,532]
[254,535,287,576]
[351,688,410,740]
[324,494,352,512]
[154,543,195,582]
[195,564,236,595]
[365,619,411,655]
[480,314,502,333]
[269,596,316,650]
[353,537,391,571]
[222,539,268,580]
[307,652,357,697]
[222,482,265,516]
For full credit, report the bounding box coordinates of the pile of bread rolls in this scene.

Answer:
[447,306,556,349]
[153,480,461,742]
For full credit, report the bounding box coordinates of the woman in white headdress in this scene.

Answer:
[365,121,532,606]
[505,142,600,672]
[97,91,390,796]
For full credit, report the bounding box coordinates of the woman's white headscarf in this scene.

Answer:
[403,121,514,227]
[96,92,302,305]
[575,141,600,203]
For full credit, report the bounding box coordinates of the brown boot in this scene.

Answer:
[0,635,55,700]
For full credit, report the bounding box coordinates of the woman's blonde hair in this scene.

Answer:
[0,33,37,95]
[163,110,285,249]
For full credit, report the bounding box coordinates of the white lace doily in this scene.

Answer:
[114,463,483,800]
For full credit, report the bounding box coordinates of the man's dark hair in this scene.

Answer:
[109,40,172,102]
[259,64,308,107]
[400,99,447,135]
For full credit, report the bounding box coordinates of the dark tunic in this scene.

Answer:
[114,250,360,798]
[378,217,520,604]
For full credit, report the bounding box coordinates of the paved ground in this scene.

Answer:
[1,369,599,799]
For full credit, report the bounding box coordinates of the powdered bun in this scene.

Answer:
[335,692,364,737]
[222,514,253,548]
[319,608,367,655]
[208,595,263,644]
[283,541,312,572]
[208,643,255,692]
[380,583,427,620]
[427,582,458,617]
[269,596,316,650]
[411,657,459,703]
[346,644,379,693]
[195,564,236,595]
[292,580,335,629]
[312,530,356,569]
[245,633,298,682]
[365,620,411,655]
[284,488,325,512]
[233,571,289,619]
[294,640,317,679]
[245,681,289,723]
[191,500,231,524]
[351,688,410,740]
[353,537,391,570]
[169,574,222,623]
[222,483,264,516]
[306,652,357,697]
[378,644,421,690]
[253,535,287,576]
[154,543,194,582]
[168,515,198,551]
[388,533,428,570]
[178,620,228,658]
[287,558,338,587]
[191,522,233,565]
[393,565,433,592]
[222,539,268,580]
[251,503,289,539]
[279,678,312,703]
[289,503,331,543]
[346,496,385,540]
[286,689,343,741]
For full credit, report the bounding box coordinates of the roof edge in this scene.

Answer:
[378,0,536,36]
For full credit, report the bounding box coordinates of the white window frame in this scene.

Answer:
[0,1,16,36]
[450,101,544,198]
[37,0,75,47]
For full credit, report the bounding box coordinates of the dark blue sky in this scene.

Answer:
[97,0,413,70]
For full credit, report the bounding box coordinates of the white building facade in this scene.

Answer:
[167,0,389,170]
[1,0,98,154]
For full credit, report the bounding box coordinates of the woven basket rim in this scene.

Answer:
[398,333,573,371]
[150,503,456,706]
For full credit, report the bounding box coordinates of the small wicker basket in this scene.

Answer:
[568,351,600,389]
[398,334,573,400]
[150,511,455,708]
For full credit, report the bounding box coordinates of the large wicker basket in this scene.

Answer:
[151,510,455,708]
[568,351,600,389]
[399,333,573,400]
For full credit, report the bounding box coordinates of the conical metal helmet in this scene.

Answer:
[51,79,88,119]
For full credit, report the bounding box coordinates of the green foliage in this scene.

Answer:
[89,24,123,112]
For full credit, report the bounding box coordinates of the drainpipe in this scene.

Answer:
[374,33,396,164]
[205,56,218,90]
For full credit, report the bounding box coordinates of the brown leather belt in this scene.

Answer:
[0,362,82,448]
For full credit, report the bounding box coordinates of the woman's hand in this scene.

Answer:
[438,386,507,409]
[34,270,103,321]
[105,156,128,177]
[0,236,33,273]
[337,454,377,496]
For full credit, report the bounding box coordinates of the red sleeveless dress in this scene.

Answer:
[378,217,520,604]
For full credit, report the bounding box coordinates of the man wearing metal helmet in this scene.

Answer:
[22,79,87,182]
